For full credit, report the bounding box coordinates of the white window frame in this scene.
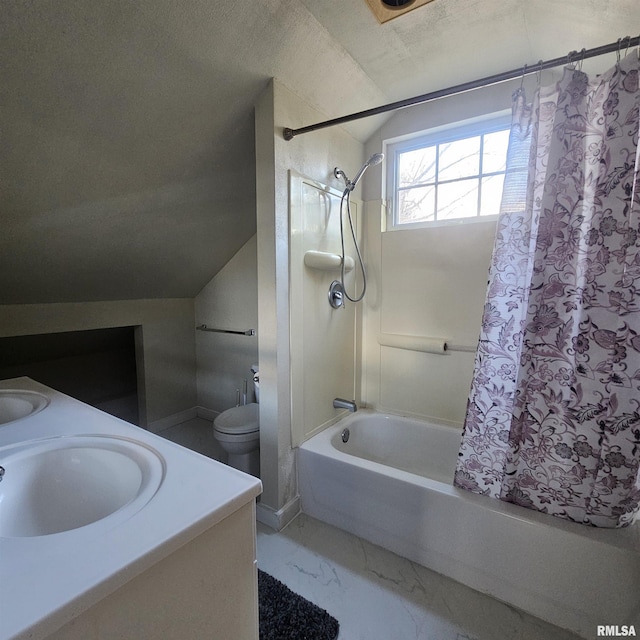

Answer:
[383,111,511,231]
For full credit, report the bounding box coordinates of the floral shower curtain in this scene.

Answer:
[454,52,640,528]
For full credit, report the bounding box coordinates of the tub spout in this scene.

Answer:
[333,398,357,412]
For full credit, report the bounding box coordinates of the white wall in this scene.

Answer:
[0,299,196,426]
[361,79,525,425]
[195,235,259,413]
[255,79,364,524]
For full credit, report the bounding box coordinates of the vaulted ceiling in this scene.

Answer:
[2,0,638,304]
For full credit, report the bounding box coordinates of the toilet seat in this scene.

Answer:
[213,429,259,446]
[213,403,259,435]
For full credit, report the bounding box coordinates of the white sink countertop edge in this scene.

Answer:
[0,377,262,640]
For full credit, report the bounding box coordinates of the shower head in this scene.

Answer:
[334,153,384,192]
[349,153,384,191]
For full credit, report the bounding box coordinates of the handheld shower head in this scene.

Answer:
[345,153,384,192]
[334,153,384,192]
[331,152,384,307]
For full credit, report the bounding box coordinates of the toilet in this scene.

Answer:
[213,365,260,477]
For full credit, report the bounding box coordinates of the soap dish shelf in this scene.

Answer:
[304,251,354,272]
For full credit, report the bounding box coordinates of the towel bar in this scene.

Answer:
[196,325,256,336]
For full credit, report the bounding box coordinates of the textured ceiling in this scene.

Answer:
[301,0,640,100]
[1,0,638,304]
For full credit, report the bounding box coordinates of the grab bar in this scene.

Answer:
[446,342,476,353]
[196,325,256,336]
[378,333,475,354]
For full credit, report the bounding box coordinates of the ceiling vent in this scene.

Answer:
[365,0,436,23]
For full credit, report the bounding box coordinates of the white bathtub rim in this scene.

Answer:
[299,409,640,553]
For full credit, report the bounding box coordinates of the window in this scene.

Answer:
[385,115,510,229]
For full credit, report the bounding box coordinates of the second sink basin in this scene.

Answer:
[0,390,50,425]
[0,435,165,537]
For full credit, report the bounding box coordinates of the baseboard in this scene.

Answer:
[147,407,198,433]
[256,496,300,531]
[196,406,218,421]
[146,406,222,433]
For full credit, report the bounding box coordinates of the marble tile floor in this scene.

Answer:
[257,513,583,640]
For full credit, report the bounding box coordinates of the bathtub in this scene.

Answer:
[298,411,640,639]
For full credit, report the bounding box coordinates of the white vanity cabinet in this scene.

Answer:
[48,502,259,640]
[0,377,262,640]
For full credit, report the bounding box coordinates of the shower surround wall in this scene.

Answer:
[360,80,522,425]
[289,171,362,447]
[362,220,495,424]
[255,79,366,529]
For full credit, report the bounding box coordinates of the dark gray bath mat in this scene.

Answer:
[258,569,340,640]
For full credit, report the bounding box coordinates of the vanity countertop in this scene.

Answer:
[0,377,262,640]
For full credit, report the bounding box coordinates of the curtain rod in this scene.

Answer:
[283,35,640,141]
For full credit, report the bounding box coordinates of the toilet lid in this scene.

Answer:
[214,403,259,435]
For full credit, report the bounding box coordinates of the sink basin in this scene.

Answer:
[0,435,165,537]
[0,390,50,425]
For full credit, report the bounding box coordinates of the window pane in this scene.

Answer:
[483,130,509,173]
[398,146,436,187]
[480,174,505,216]
[437,179,479,220]
[438,136,480,181]
[397,186,436,224]
[388,116,509,229]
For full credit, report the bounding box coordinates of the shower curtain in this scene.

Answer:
[454,52,640,528]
